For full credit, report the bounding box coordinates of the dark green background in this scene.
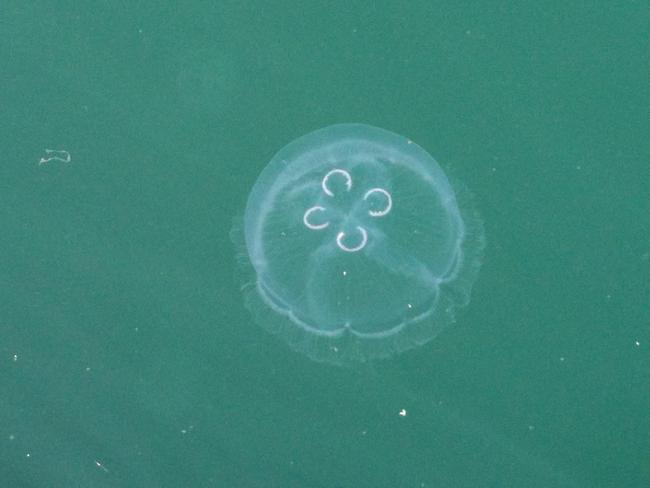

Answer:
[2,2,648,487]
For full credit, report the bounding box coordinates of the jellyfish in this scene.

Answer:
[232,124,485,365]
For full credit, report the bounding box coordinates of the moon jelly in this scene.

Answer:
[232,124,485,365]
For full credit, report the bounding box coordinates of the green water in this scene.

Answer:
[2,2,648,487]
